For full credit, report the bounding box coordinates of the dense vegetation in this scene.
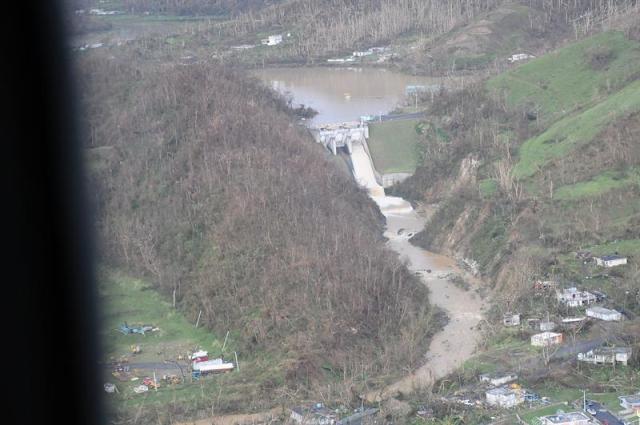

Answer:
[80,53,435,406]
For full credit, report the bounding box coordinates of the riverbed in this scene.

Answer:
[351,144,487,401]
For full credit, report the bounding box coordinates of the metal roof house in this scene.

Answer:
[594,254,627,267]
[586,306,622,321]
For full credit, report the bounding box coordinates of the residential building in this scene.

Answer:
[556,287,597,307]
[594,254,627,267]
[586,306,622,321]
[531,332,563,347]
[578,346,632,366]
[485,386,524,408]
[538,411,591,425]
[291,404,337,425]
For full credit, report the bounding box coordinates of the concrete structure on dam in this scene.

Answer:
[310,121,368,156]
[310,121,413,188]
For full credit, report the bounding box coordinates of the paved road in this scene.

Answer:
[588,401,625,425]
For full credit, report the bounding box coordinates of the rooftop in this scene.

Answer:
[619,394,640,405]
[540,411,590,423]
[599,254,626,260]
[487,386,516,396]
[587,306,620,314]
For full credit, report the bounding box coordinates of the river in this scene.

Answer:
[257,66,487,401]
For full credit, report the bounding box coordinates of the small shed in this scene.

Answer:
[586,306,622,321]
[594,254,627,267]
[531,332,563,347]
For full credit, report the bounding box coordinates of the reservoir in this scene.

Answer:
[254,66,460,125]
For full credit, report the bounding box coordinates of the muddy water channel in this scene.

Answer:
[257,66,487,400]
[254,67,461,125]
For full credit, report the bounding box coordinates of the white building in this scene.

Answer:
[508,53,535,63]
[539,411,591,425]
[485,386,524,408]
[531,332,563,347]
[353,50,373,57]
[556,287,597,307]
[578,346,632,366]
[261,35,283,46]
[594,254,627,267]
[586,306,622,321]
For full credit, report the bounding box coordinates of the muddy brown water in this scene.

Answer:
[254,67,463,125]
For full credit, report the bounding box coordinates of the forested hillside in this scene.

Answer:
[80,53,435,406]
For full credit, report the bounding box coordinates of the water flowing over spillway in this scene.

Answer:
[349,143,487,402]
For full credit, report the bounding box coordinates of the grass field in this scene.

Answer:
[513,79,640,179]
[99,270,278,414]
[553,168,640,200]
[367,119,421,174]
[487,31,640,120]
[99,270,227,361]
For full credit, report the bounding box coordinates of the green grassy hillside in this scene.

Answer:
[488,31,640,120]
[513,78,640,179]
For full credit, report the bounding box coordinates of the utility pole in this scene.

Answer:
[582,389,586,411]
